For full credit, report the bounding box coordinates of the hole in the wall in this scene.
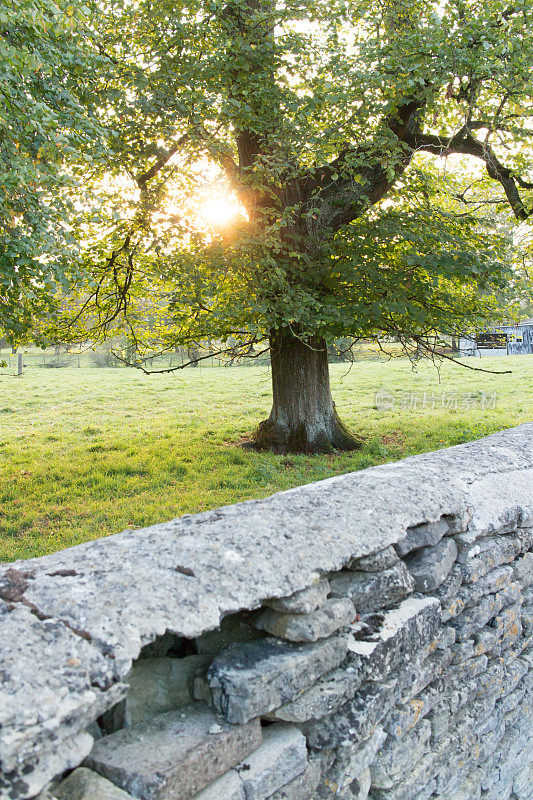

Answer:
[138,632,198,659]
[167,638,199,658]
[98,699,126,735]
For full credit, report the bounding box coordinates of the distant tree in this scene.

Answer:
[40,0,533,450]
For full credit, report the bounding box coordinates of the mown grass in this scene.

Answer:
[1,356,531,562]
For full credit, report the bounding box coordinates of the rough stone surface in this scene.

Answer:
[189,770,245,800]
[253,598,355,642]
[85,706,262,800]
[347,596,441,681]
[0,602,124,774]
[305,680,397,750]
[347,547,399,572]
[458,535,520,583]
[123,655,211,726]
[1,423,532,798]
[404,538,458,592]
[207,636,348,723]
[267,760,321,800]
[370,720,431,788]
[326,726,386,789]
[264,667,362,723]
[328,563,415,613]
[265,579,330,615]
[235,724,308,800]
[395,518,449,556]
[53,768,133,800]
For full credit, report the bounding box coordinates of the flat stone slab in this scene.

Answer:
[267,760,321,800]
[189,770,245,800]
[264,667,362,723]
[348,547,399,572]
[53,768,133,800]
[305,680,397,750]
[207,636,348,723]
[265,579,330,615]
[253,599,355,642]
[329,563,415,613]
[235,724,308,800]
[395,518,449,556]
[405,538,458,592]
[347,596,441,681]
[85,705,262,800]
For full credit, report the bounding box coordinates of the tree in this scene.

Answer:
[52,0,533,451]
[0,0,107,340]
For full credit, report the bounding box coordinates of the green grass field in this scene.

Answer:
[1,356,531,562]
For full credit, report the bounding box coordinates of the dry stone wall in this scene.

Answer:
[1,423,532,800]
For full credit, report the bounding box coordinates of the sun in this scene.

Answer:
[196,191,246,228]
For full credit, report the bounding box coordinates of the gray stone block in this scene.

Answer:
[398,647,453,702]
[347,596,441,681]
[264,667,362,723]
[327,726,386,789]
[517,525,533,551]
[456,565,514,610]
[347,547,399,572]
[329,563,414,613]
[395,518,449,556]
[124,655,212,726]
[472,626,501,656]
[514,552,533,588]
[207,636,347,723]
[264,579,330,615]
[383,685,438,738]
[369,750,437,800]
[190,771,245,800]
[0,602,124,775]
[85,705,262,800]
[1,734,94,800]
[266,760,321,800]
[235,724,308,800]
[253,599,355,642]
[305,680,397,750]
[53,768,133,800]
[458,535,520,583]
[342,767,371,800]
[405,538,457,592]
[450,593,505,641]
[494,604,523,650]
[445,771,482,800]
[435,564,463,604]
[370,719,431,788]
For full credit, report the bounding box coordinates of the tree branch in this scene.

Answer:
[404,128,533,220]
[136,134,189,190]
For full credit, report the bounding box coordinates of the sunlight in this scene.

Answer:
[195,191,246,228]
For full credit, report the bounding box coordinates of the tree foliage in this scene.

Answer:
[38,0,531,358]
[0,0,106,338]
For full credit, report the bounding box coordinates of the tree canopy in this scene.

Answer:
[4,0,533,449]
[0,0,106,338]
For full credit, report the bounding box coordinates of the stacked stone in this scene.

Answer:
[367,514,533,800]
[41,511,533,800]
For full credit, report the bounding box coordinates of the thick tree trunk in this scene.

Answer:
[250,329,362,453]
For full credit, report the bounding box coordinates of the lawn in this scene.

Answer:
[1,355,532,562]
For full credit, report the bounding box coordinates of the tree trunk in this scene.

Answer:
[250,329,362,454]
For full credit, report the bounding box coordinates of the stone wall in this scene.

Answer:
[1,423,532,800]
